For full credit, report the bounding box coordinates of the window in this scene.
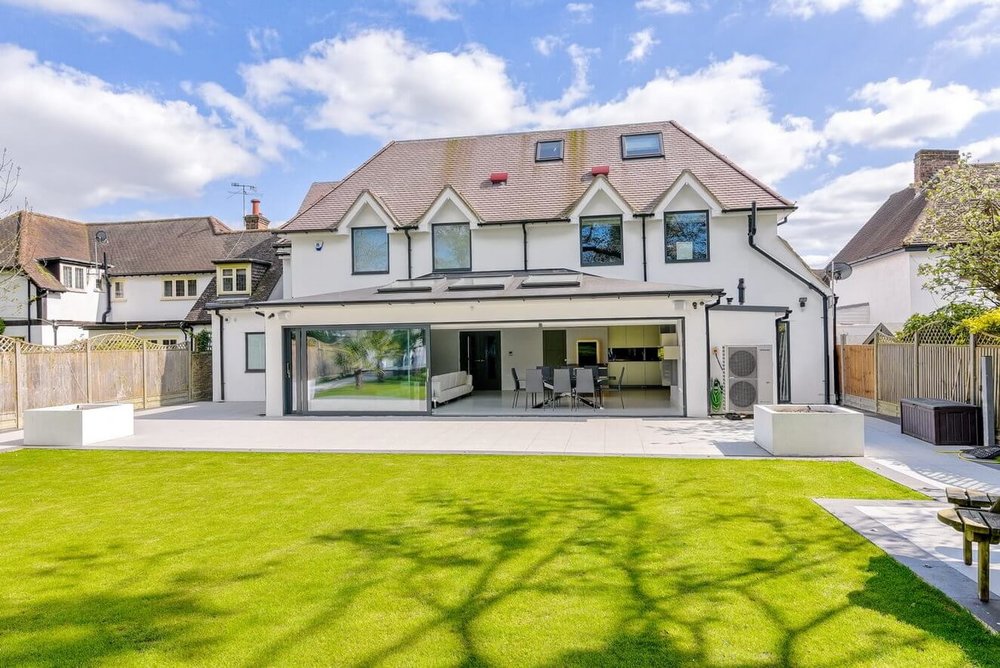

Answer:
[113,280,125,300]
[432,223,471,271]
[246,332,265,372]
[664,210,709,262]
[61,265,85,290]
[580,215,623,266]
[162,278,199,298]
[218,265,250,294]
[352,227,389,274]
[621,132,663,159]
[535,139,564,161]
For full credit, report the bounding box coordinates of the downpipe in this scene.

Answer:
[705,293,723,413]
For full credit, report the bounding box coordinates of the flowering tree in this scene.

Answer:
[919,156,1000,307]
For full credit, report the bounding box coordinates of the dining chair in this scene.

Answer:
[553,368,572,408]
[510,367,523,408]
[574,367,598,410]
[525,368,547,410]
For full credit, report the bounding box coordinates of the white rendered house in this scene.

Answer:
[0,207,280,346]
[210,121,833,417]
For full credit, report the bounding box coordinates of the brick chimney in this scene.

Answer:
[914,149,959,187]
[244,198,270,230]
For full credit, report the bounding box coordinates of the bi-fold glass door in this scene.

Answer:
[284,325,429,414]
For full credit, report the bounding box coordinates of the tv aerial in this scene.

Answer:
[229,182,258,217]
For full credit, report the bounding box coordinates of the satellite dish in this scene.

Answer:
[827,261,852,281]
[95,230,109,244]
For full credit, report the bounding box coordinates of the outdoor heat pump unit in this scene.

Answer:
[723,345,773,413]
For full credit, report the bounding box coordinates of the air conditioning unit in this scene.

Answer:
[724,345,773,413]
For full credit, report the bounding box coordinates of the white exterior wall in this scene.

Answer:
[212,310,267,402]
[109,274,210,322]
[259,295,710,416]
[275,177,832,410]
[835,250,944,326]
[907,250,942,316]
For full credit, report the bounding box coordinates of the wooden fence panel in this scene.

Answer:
[0,351,15,425]
[918,344,973,404]
[840,345,875,398]
[144,349,190,404]
[90,350,143,405]
[22,350,87,410]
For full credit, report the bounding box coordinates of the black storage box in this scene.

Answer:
[900,398,981,446]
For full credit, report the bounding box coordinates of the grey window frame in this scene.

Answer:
[431,222,472,272]
[351,226,390,275]
[621,132,664,160]
[245,332,266,373]
[663,209,710,263]
[535,139,564,162]
[579,215,624,267]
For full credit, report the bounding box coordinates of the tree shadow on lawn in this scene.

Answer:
[256,479,1000,667]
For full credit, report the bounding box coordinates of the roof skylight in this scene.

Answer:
[520,273,581,288]
[535,139,564,162]
[621,132,663,159]
[376,278,441,293]
[447,276,511,291]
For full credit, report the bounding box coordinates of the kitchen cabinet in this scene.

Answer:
[644,362,662,386]
[608,326,627,348]
[643,326,660,347]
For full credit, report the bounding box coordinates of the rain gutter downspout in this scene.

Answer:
[403,228,413,279]
[216,311,225,401]
[521,222,528,271]
[746,201,831,404]
[25,280,32,343]
[832,294,840,404]
[101,252,111,323]
[705,293,724,414]
[637,214,652,282]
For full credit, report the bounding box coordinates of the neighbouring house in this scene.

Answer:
[212,120,832,417]
[832,149,996,340]
[0,202,282,349]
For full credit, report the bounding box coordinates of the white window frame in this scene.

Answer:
[217,265,251,295]
[112,279,126,301]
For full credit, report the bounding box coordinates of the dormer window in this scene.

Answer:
[218,264,251,295]
[535,139,564,162]
[61,264,85,290]
[621,132,663,159]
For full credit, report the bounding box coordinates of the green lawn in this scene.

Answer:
[315,376,427,399]
[1,451,998,667]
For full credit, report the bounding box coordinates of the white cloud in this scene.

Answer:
[782,161,913,265]
[771,0,904,21]
[565,2,593,22]
[635,0,692,14]
[0,44,292,215]
[247,27,280,58]
[241,31,823,184]
[933,4,1000,55]
[0,0,193,47]
[964,135,1000,162]
[188,82,301,162]
[824,78,1000,148]
[404,0,464,21]
[532,34,562,57]
[826,153,842,166]
[625,28,659,62]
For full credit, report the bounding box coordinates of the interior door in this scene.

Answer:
[542,330,567,367]
[459,331,501,391]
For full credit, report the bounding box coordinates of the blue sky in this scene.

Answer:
[1,0,998,265]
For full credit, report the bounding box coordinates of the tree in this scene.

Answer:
[0,148,23,331]
[899,302,988,342]
[918,156,1000,306]
[334,330,403,388]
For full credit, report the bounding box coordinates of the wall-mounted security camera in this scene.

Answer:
[315,241,324,251]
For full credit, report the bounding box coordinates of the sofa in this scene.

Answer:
[431,371,473,406]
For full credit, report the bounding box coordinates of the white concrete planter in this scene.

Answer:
[754,404,864,457]
[23,403,134,447]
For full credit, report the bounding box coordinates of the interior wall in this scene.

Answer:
[430,329,461,376]
[564,327,609,364]
[499,327,543,391]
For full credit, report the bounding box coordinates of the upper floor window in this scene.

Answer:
[352,227,389,274]
[621,132,663,159]
[432,223,471,272]
[112,279,125,300]
[61,265,85,290]
[535,139,564,162]
[218,265,250,295]
[163,278,198,299]
[664,210,710,263]
[580,215,624,266]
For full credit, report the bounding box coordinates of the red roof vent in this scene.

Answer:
[591,165,610,176]
[489,172,508,184]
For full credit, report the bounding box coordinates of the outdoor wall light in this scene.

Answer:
[799,297,808,308]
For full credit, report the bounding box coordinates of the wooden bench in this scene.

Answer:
[937,507,1000,601]
[946,486,1000,510]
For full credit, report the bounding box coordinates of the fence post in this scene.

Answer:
[982,356,996,446]
[13,340,24,429]
[188,347,194,402]
[141,339,148,409]
[874,334,880,414]
[970,333,978,405]
[913,329,920,398]
[85,338,93,403]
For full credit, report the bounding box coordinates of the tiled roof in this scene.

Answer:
[0,211,92,292]
[833,187,927,265]
[281,121,793,233]
[193,233,283,322]
[295,181,340,215]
